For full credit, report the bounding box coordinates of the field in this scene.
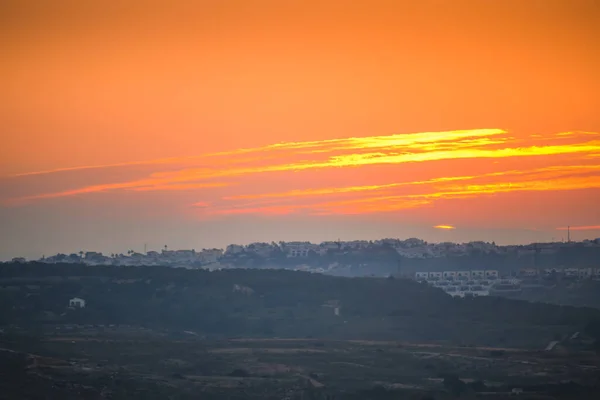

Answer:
[2,326,600,399]
[2,265,600,398]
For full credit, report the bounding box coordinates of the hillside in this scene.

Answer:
[2,263,600,349]
[493,279,600,309]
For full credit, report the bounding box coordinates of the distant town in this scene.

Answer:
[8,237,600,279]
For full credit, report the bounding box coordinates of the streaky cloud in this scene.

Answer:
[556,225,600,231]
[3,129,600,210]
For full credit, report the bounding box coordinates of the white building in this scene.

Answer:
[69,297,86,308]
[471,270,485,279]
[442,271,457,280]
[519,268,538,277]
[578,268,593,278]
[289,248,309,257]
[564,268,579,278]
[232,284,254,295]
[415,272,429,280]
[484,270,499,279]
[199,248,223,263]
[396,247,430,258]
[544,268,559,275]
[285,242,313,257]
[343,240,370,250]
[428,272,443,280]
[456,271,471,280]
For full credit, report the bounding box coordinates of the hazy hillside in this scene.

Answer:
[494,279,600,309]
[1,263,599,348]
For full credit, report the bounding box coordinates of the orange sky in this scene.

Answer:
[1,0,600,259]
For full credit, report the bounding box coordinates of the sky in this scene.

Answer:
[1,0,600,259]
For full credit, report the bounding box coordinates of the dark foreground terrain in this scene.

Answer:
[1,263,600,398]
[1,331,600,399]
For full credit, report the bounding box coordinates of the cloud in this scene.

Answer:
[205,198,430,216]
[221,164,600,204]
[206,174,600,217]
[4,179,232,205]
[556,226,600,231]
[131,182,231,192]
[5,128,505,179]
[3,129,600,218]
[6,158,176,178]
[434,225,455,230]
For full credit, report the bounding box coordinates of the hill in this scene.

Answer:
[2,262,600,348]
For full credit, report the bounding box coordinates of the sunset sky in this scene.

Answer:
[1,0,600,259]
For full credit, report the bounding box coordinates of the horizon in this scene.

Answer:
[2,0,600,260]
[5,234,599,262]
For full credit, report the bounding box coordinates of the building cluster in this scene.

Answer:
[413,266,600,298]
[38,248,224,268]
[414,270,502,298]
[9,237,600,268]
[518,267,600,279]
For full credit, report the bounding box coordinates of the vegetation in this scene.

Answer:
[1,262,599,347]
[2,334,600,399]
[2,262,600,398]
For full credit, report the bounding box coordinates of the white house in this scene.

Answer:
[415,272,429,280]
[442,271,457,280]
[69,297,86,308]
[578,268,593,278]
[456,271,471,280]
[396,247,429,258]
[285,242,313,257]
[289,248,309,257]
[519,268,538,277]
[199,248,223,263]
[564,268,579,278]
[344,240,370,250]
[322,300,341,316]
[544,268,559,275]
[485,270,499,279]
[232,284,254,295]
[471,270,485,279]
[428,272,443,280]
